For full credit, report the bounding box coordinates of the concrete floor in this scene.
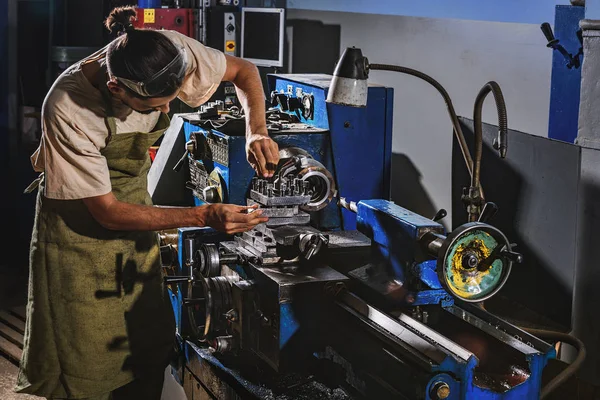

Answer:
[0,356,186,400]
[0,357,40,400]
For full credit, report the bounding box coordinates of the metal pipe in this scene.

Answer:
[427,236,445,256]
[338,197,358,213]
[520,327,586,399]
[468,81,507,222]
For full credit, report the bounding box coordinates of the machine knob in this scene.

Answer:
[226,23,235,33]
[299,233,328,261]
[430,381,451,400]
[301,94,314,120]
[202,186,221,203]
[432,209,447,222]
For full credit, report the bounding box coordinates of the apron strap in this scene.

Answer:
[24,172,44,194]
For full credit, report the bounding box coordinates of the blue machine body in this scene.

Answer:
[354,199,555,399]
[548,4,585,143]
[355,199,454,306]
[168,74,554,399]
[182,74,394,231]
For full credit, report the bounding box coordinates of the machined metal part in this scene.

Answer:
[437,222,516,302]
[228,224,328,265]
[336,291,473,365]
[273,147,336,212]
[264,213,311,227]
[249,191,311,206]
[213,335,234,353]
[338,197,358,213]
[297,233,329,260]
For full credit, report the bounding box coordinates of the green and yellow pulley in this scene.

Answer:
[436,222,522,302]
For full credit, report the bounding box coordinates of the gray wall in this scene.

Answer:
[287,9,553,225]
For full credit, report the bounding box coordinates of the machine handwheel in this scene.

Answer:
[186,276,237,342]
[437,222,513,302]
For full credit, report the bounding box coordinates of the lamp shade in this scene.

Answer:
[326,47,369,107]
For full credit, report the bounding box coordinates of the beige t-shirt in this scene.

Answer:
[31,30,227,200]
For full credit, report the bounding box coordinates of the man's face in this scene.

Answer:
[107,81,179,114]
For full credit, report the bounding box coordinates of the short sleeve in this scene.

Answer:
[160,30,227,108]
[41,99,112,200]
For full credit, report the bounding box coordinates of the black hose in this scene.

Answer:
[473,82,508,192]
[368,63,475,180]
[521,327,586,399]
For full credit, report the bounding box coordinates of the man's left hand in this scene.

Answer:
[247,133,279,178]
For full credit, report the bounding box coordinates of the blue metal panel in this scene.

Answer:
[267,74,393,230]
[271,78,330,130]
[414,260,442,289]
[183,118,344,230]
[279,303,300,348]
[356,199,443,281]
[356,199,443,246]
[328,87,393,230]
[548,5,585,143]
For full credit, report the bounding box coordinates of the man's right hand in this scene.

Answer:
[200,204,268,234]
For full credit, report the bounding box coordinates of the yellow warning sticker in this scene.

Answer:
[144,9,155,24]
[225,40,236,52]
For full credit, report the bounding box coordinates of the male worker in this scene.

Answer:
[15,5,279,400]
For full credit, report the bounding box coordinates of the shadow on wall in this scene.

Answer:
[390,153,445,229]
[452,117,578,331]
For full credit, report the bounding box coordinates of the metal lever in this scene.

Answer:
[478,202,499,223]
[540,22,582,69]
[173,139,196,172]
[432,209,447,222]
[164,276,191,284]
[501,250,523,264]
[541,22,557,45]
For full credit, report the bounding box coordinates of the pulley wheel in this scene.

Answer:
[187,276,238,341]
[196,243,221,277]
[437,222,512,302]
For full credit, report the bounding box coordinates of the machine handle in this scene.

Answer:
[500,249,523,264]
[173,149,189,172]
[173,139,197,172]
[432,209,447,222]
[164,276,191,284]
[541,22,557,45]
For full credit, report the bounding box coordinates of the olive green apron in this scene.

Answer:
[16,95,175,399]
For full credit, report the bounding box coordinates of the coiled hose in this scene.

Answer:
[473,81,508,190]
[368,63,488,207]
[522,327,586,399]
